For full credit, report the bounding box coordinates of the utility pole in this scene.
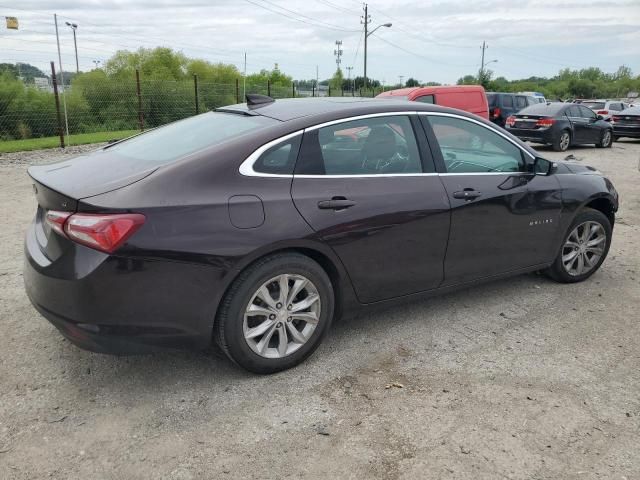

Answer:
[479,41,487,84]
[346,66,353,92]
[66,22,79,73]
[334,40,343,70]
[398,75,404,87]
[92,60,101,69]
[243,52,247,99]
[54,14,69,142]
[362,3,370,90]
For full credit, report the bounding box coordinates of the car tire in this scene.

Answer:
[215,253,334,374]
[596,129,613,148]
[546,208,612,283]
[553,130,571,151]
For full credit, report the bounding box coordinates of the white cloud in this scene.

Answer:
[1,0,639,83]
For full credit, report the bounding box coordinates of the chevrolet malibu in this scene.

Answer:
[24,96,618,373]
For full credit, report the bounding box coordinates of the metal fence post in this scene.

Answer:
[50,61,65,149]
[267,80,271,97]
[135,69,144,131]
[312,84,315,97]
[236,78,240,103]
[193,74,199,114]
[292,82,295,98]
[341,86,344,97]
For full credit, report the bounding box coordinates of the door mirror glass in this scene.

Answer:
[533,157,555,175]
[596,114,604,121]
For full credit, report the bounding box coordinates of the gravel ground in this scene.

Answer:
[1,140,639,480]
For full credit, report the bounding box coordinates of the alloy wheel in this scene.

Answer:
[561,221,606,276]
[559,132,570,151]
[243,274,321,358]
[602,130,611,147]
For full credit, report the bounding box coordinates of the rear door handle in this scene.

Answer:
[317,197,356,210]
[452,189,482,200]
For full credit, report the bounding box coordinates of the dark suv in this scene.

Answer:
[487,93,539,127]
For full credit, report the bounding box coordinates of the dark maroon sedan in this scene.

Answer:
[24,96,618,373]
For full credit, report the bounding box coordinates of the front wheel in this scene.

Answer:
[596,129,613,148]
[215,253,334,374]
[546,208,612,283]
[553,130,571,151]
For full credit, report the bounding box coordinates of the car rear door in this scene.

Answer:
[420,113,563,285]
[567,105,588,142]
[291,113,451,303]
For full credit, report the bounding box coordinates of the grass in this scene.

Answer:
[0,130,139,154]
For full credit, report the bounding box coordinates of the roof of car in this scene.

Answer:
[217,96,455,122]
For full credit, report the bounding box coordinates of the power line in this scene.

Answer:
[242,0,359,32]
[372,34,476,68]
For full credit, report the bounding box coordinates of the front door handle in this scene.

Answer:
[452,189,482,200]
[317,197,356,210]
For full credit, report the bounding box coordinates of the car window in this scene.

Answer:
[415,95,435,104]
[515,96,527,108]
[487,94,496,107]
[567,105,581,117]
[427,115,525,173]
[297,116,423,175]
[609,103,621,111]
[502,95,514,108]
[107,112,277,166]
[582,102,605,110]
[253,136,302,175]
[579,106,597,119]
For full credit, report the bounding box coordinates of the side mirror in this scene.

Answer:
[596,115,604,121]
[533,157,557,176]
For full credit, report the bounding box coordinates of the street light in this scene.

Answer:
[65,22,79,74]
[364,21,392,91]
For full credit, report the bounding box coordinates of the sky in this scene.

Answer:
[1,0,639,85]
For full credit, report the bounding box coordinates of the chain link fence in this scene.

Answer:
[1,69,385,149]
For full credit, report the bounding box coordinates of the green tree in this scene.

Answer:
[329,68,344,94]
[405,77,420,87]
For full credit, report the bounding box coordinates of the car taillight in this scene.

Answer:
[505,116,516,127]
[45,210,72,237]
[46,211,145,253]
[491,107,502,119]
[611,116,620,123]
[536,118,555,128]
[596,110,608,115]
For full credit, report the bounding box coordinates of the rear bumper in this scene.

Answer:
[612,125,640,138]
[24,221,222,355]
[506,127,555,144]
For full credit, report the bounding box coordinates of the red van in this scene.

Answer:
[376,85,489,119]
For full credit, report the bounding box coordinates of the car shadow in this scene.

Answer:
[58,270,552,394]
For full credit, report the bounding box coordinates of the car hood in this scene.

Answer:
[556,160,601,175]
[28,148,157,201]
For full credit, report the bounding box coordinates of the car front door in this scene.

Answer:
[420,113,563,285]
[291,114,451,303]
[578,105,602,143]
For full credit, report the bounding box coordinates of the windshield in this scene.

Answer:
[582,102,606,110]
[106,112,277,166]
[487,94,496,107]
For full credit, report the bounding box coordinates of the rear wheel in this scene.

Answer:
[596,129,612,148]
[215,253,334,374]
[553,130,571,151]
[546,208,612,283]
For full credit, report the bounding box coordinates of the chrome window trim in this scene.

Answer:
[238,130,303,178]
[238,110,536,178]
[418,111,536,161]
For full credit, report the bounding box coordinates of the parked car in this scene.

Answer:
[376,85,489,119]
[506,102,614,151]
[611,106,640,140]
[487,92,539,127]
[518,91,547,103]
[24,96,618,373]
[580,100,630,121]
